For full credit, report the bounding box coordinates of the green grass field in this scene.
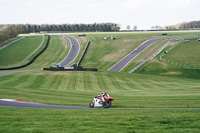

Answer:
[122,40,169,72]
[0,70,199,108]
[0,35,46,68]
[0,107,199,133]
[0,31,200,132]
[19,35,71,70]
[66,31,200,71]
[0,36,22,47]
[136,37,200,79]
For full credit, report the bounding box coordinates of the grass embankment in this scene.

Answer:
[0,36,22,47]
[136,37,200,79]
[0,35,46,68]
[0,107,199,133]
[0,70,199,108]
[122,40,168,72]
[79,32,151,71]
[19,35,71,69]
[1,31,200,132]
[71,31,200,71]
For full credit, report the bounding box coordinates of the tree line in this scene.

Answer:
[1,23,119,34]
[166,20,200,30]
[0,25,21,43]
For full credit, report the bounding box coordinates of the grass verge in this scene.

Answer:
[0,107,200,133]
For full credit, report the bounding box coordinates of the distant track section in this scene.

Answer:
[0,70,33,76]
[0,35,50,70]
[108,39,162,72]
[59,35,80,67]
[129,41,170,73]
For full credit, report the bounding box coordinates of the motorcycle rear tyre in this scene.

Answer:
[103,100,112,108]
[89,102,94,108]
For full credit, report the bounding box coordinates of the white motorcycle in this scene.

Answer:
[89,94,114,108]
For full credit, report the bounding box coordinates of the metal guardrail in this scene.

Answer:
[77,41,90,67]
[129,35,199,73]
[129,41,170,73]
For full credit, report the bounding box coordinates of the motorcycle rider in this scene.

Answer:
[101,91,108,102]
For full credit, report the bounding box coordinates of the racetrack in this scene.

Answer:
[0,100,89,109]
[0,70,33,76]
[1,36,199,110]
[1,100,200,110]
[109,38,162,72]
[59,35,80,67]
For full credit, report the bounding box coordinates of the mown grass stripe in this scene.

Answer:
[1,75,28,88]
[39,73,56,90]
[96,72,107,90]
[56,73,69,91]
[0,74,14,83]
[128,78,147,91]
[108,76,127,90]
[83,72,91,90]
[101,73,117,90]
[89,72,100,90]
[75,72,84,90]
[51,75,64,90]
[66,72,77,90]
[14,75,33,89]
[28,75,45,89]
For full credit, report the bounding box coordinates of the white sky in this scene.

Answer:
[0,0,200,30]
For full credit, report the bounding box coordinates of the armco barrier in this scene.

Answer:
[77,41,90,67]
[129,41,170,73]
[43,67,98,72]
[0,35,50,70]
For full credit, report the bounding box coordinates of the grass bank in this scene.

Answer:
[136,37,200,79]
[0,70,199,108]
[0,107,199,133]
[0,36,46,68]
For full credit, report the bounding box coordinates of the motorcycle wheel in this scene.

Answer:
[103,100,112,108]
[89,102,94,108]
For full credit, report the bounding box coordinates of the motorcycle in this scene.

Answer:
[89,94,114,108]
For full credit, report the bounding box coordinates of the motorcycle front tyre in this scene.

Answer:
[89,102,94,108]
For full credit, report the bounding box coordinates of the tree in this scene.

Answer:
[111,26,119,31]
[126,25,131,30]
[0,25,21,43]
[133,25,137,31]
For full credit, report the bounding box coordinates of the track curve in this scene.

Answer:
[59,35,80,67]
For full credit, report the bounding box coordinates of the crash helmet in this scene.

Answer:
[102,91,106,95]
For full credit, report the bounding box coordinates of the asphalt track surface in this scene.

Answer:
[0,70,32,76]
[109,38,162,72]
[0,100,89,109]
[1,100,200,110]
[59,35,80,67]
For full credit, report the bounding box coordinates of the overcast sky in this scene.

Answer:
[0,0,199,30]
